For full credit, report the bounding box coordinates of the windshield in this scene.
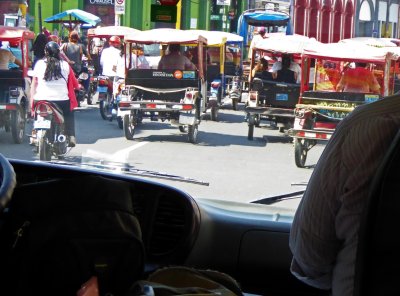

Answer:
[4,3,385,220]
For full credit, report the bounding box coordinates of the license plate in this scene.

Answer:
[34,119,51,129]
[156,105,166,109]
[179,113,195,125]
[97,86,108,93]
[276,93,288,101]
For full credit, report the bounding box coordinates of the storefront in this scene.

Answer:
[84,0,115,27]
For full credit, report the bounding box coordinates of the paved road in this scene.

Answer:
[0,101,326,211]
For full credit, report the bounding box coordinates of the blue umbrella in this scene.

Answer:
[44,9,101,28]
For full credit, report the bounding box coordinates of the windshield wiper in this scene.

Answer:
[250,181,307,205]
[47,160,209,186]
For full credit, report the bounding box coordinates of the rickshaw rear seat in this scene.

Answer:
[0,70,24,88]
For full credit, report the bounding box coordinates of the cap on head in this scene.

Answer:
[258,27,266,35]
[9,40,19,47]
[109,35,121,46]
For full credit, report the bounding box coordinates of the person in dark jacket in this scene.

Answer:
[31,33,47,68]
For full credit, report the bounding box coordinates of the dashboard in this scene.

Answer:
[6,159,327,296]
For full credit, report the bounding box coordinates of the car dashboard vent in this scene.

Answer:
[149,196,187,256]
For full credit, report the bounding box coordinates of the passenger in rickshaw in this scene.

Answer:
[336,62,381,94]
[158,44,196,70]
[274,56,296,84]
[251,57,269,78]
[0,41,22,70]
[272,54,301,83]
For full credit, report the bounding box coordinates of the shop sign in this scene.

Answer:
[150,4,177,23]
[216,0,231,5]
[85,0,114,6]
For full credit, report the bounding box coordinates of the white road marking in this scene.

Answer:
[82,141,148,163]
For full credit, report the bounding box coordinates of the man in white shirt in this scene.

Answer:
[100,35,121,77]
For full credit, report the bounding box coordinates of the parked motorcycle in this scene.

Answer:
[30,100,70,161]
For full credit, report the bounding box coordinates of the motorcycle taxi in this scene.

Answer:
[118,28,207,143]
[0,26,34,144]
[189,30,244,118]
[86,26,140,123]
[245,34,320,140]
[288,42,399,167]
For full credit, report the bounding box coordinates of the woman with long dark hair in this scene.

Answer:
[30,41,79,147]
[31,33,47,68]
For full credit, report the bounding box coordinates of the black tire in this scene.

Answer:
[117,116,123,129]
[99,93,112,120]
[11,108,25,144]
[248,114,255,140]
[86,90,93,105]
[178,126,186,133]
[294,138,308,168]
[210,106,218,121]
[38,131,51,161]
[188,124,198,143]
[123,114,135,140]
[232,98,238,111]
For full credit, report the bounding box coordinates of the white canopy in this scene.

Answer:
[253,34,321,55]
[339,37,397,48]
[124,28,207,45]
[188,30,243,46]
[302,42,399,63]
[87,26,140,38]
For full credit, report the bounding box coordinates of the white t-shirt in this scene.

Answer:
[100,46,121,76]
[32,59,69,101]
[0,48,16,70]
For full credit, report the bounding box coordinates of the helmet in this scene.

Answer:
[109,35,121,46]
[45,41,60,57]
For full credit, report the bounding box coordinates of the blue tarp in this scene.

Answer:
[44,9,101,27]
[237,10,290,46]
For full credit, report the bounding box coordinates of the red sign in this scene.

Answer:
[159,0,180,5]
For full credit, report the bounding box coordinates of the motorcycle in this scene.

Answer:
[30,100,70,161]
[97,75,114,120]
[75,62,91,106]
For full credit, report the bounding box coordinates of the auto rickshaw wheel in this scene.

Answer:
[294,138,309,168]
[123,114,136,140]
[99,93,112,121]
[248,114,256,140]
[210,106,218,121]
[232,98,238,111]
[11,108,25,144]
[39,131,52,161]
[117,116,123,129]
[188,124,198,144]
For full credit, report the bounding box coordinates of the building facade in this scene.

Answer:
[1,0,398,41]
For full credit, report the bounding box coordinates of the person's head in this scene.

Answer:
[168,44,181,53]
[109,35,121,48]
[43,41,63,82]
[48,35,59,44]
[281,54,292,69]
[260,57,269,68]
[45,41,60,59]
[258,27,266,37]
[69,31,79,43]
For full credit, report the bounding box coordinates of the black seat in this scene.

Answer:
[275,68,296,84]
[353,129,400,296]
